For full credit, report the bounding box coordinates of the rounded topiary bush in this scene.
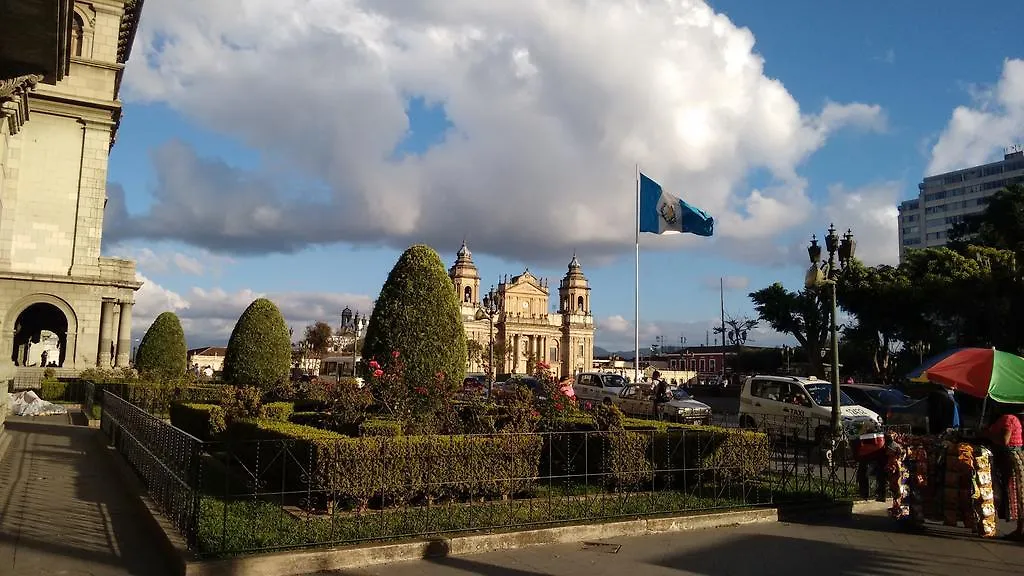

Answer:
[222,298,292,391]
[134,311,187,382]
[362,244,467,390]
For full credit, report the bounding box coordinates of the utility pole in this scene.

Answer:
[720,277,726,378]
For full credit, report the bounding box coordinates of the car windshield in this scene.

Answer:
[601,374,626,387]
[865,388,913,407]
[672,388,692,400]
[804,383,857,407]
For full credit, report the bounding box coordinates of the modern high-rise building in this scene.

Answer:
[898,150,1024,261]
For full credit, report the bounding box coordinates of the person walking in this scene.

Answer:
[651,371,669,421]
[986,408,1024,540]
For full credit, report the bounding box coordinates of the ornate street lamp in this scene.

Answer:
[340,306,368,378]
[806,224,856,440]
[475,287,500,399]
[911,341,931,365]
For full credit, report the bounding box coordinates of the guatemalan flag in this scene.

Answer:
[638,173,714,237]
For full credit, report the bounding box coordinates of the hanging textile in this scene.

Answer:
[907,442,930,527]
[887,439,910,519]
[973,446,997,538]
[1007,449,1024,522]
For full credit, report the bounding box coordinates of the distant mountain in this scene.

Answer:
[593,346,611,357]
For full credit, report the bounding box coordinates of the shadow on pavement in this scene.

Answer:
[0,418,171,575]
[655,533,915,575]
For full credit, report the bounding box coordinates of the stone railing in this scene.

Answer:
[98,256,138,284]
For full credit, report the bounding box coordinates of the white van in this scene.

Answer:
[739,375,882,444]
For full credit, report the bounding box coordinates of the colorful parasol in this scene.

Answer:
[908,347,1024,403]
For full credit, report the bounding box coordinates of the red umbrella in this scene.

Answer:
[921,347,1024,403]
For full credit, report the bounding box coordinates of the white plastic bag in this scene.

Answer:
[9,390,68,417]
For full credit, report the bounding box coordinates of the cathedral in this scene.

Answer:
[449,243,595,379]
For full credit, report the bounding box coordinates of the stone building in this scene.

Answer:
[0,1,144,383]
[449,243,595,378]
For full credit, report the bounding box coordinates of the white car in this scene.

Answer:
[573,372,627,403]
[738,374,882,444]
[613,384,713,424]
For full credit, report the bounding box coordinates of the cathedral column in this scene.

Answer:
[115,301,133,367]
[97,300,115,367]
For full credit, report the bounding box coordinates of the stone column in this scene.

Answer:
[97,300,114,367]
[115,301,132,367]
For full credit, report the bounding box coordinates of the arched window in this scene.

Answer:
[577,296,584,311]
[72,14,84,57]
[463,286,472,303]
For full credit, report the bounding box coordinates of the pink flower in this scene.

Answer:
[414,386,428,395]
[392,350,400,359]
[369,360,380,370]
[373,369,384,378]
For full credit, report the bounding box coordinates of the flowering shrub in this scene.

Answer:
[218,385,264,422]
[367,350,455,433]
[499,385,541,433]
[323,377,373,427]
[531,360,578,430]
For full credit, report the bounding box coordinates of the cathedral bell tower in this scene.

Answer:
[448,241,481,305]
[558,254,590,315]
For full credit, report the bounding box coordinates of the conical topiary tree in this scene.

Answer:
[134,311,187,382]
[222,298,292,391]
[362,244,467,392]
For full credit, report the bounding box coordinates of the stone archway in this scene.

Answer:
[5,294,79,369]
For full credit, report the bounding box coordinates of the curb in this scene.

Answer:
[188,508,779,576]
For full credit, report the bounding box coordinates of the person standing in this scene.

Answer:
[987,409,1024,540]
[652,371,669,421]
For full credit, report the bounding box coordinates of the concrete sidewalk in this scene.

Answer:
[0,415,172,576]
[337,512,1024,576]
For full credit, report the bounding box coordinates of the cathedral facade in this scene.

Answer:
[449,243,595,379]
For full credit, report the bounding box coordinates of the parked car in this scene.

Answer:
[841,383,929,433]
[739,375,882,444]
[573,372,627,403]
[611,384,712,424]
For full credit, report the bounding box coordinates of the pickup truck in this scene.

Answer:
[612,384,713,425]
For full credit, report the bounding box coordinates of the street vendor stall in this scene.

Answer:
[878,348,1024,538]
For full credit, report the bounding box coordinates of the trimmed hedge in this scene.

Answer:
[222,298,292,391]
[40,379,68,402]
[360,418,403,437]
[362,244,467,389]
[226,419,542,510]
[170,403,227,441]
[261,402,294,422]
[135,312,188,382]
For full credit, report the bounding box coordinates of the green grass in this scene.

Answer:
[196,488,755,557]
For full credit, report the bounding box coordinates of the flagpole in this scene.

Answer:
[634,164,641,383]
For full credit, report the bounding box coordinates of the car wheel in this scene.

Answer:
[814,425,831,448]
[602,397,612,405]
[740,415,756,429]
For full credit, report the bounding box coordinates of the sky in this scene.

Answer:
[102,0,1024,353]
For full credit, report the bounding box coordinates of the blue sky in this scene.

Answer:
[107,0,1024,350]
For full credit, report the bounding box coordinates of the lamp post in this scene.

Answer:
[911,341,931,365]
[781,345,793,374]
[340,306,368,378]
[806,224,856,439]
[475,287,500,399]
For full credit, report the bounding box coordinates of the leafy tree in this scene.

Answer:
[362,244,468,391]
[949,184,1024,252]
[303,321,333,355]
[749,283,829,377]
[134,312,187,382]
[223,298,292,391]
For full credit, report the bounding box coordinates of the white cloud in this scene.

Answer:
[113,0,884,263]
[132,274,374,347]
[700,275,750,292]
[110,244,235,276]
[928,58,1024,175]
[820,181,902,266]
[595,313,793,352]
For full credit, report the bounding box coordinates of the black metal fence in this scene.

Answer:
[100,392,892,559]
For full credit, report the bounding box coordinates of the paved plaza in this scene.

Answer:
[325,512,1024,576]
[0,415,171,576]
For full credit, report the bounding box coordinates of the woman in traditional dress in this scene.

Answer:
[986,408,1024,540]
